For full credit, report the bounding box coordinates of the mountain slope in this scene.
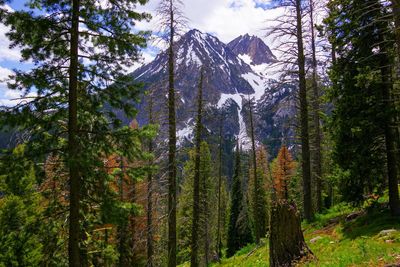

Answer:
[178,202,400,267]
[228,34,277,65]
[131,29,294,156]
[135,29,254,96]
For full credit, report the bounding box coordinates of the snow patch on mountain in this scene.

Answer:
[238,54,252,65]
[241,72,265,102]
[217,92,252,149]
[132,29,290,152]
[177,118,194,146]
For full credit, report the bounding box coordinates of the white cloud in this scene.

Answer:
[0,65,13,88]
[0,34,20,63]
[0,92,37,107]
[0,66,16,106]
[134,0,284,61]
[124,49,157,73]
[0,66,36,108]
[0,5,20,62]
[0,65,13,78]
[0,0,287,105]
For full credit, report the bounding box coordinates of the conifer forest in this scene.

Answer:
[2,0,400,266]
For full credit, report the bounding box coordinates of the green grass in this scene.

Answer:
[209,243,269,267]
[180,202,400,267]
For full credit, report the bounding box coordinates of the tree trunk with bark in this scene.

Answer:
[309,0,323,213]
[216,115,223,261]
[147,95,154,267]
[378,15,400,216]
[68,0,81,266]
[190,69,204,267]
[203,168,210,267]
[118,157,129,267]
[392,0,400,77]
[248,97,261,244]
[269,200,313,267]
[167,1,177,266]
[391,0,400,189]
[295,0,313,221]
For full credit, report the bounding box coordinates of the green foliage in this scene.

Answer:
[342,208,400,240]
[0,145,43,266]
[249,147,270,242]
[197,201,400,267]
[309,202,356,229]
[324,0,393,203]
[0,0,153,264]
[227,147,253,257]
[177,142,217,265]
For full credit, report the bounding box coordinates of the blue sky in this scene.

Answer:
[0,0,281,105]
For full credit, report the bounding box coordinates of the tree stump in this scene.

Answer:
[269,200,313,267]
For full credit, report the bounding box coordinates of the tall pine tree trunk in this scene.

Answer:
[203,164,210,267]
[392,0,400,77]
[248,98,261,243]
[147,97,154,267]
[390,0,400,216]
[190,69,203,267]
[378,15,400,216]
[391,0,400,186]
[68,0,81,265]
[216,116,223,261]
[382,69,400,216]
[227,144,243,257]
[309,0,323,213]
[167,1,177,266]
[118,158,129,266]
[295,0,313,221]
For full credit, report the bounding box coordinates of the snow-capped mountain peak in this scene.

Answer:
[228,34,277,65]
[131,29,294,154]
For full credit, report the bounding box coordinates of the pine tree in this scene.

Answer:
[227,145,241,257]
[272,145,296,200]
[246,97,264,244]
[0,145,43,266]
[308,0,323,213]
[259,147,274,227]
[191,68,204,267]
[295,0,313,221]
[377,2,400,216]
[0,1,151,265]
[199,141,213,266]
[391,0,400,79]
[324,0,399,210]
[227,145,252,257]
[41,154,69,266]
[147,93,155,267]
[256,147,271,234]
[216,114,224,261]
[269,0,313,220]
[156,1,186,264]
[177,142,214,265]
[247,146,269,243]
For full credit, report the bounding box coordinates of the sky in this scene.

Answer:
[134,0,282,64]
[0,0,283,105]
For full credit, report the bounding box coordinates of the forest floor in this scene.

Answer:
[181,196,400,267]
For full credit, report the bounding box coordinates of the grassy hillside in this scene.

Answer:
[180,201,400,267]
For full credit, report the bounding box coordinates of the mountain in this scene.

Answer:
[228,34,277,65]
[136,29,254,95]
[131,29,295,157]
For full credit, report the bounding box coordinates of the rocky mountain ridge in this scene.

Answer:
[132,29,295,156]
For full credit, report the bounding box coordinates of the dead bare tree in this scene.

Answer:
[267,0,313,221]
[155,1,187,266]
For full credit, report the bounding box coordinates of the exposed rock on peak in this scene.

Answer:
[228,34,277,65]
